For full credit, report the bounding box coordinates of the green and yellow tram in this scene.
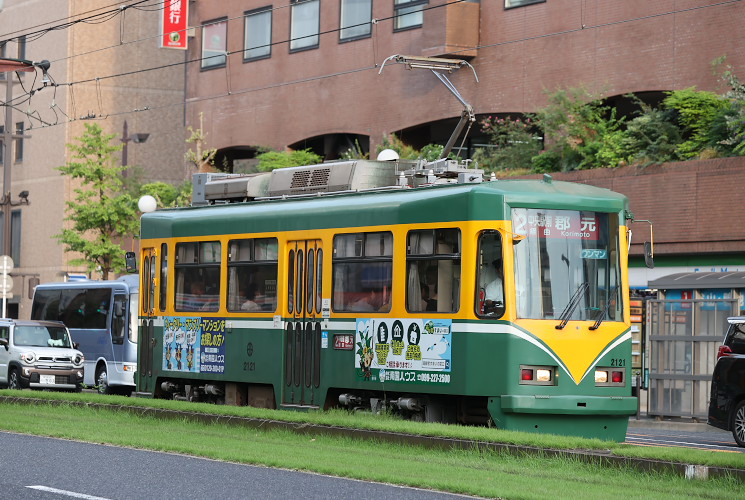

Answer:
[136,158,637,441]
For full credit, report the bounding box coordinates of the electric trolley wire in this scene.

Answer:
[0,0,154,44]
[7,0,741,130]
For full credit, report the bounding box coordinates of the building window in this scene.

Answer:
[0,210,22,265]
[505,0,545,9]
[340,0,372,41]
[290,0,320,51]
[16,35,26,60]
[14,122,23,163]
[393,0,427,31]
[244,7,272,61]
[201,18,228,70]
[0,43,6,81]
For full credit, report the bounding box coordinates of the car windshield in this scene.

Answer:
[14,325,72,348]
[726,323,745,354]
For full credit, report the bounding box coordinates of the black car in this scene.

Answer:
[708,317,745,447]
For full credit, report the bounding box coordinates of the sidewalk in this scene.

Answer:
[627,388,723,433]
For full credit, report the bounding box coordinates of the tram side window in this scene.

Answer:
[174,241,221,312]
[476,231,505,318]
[227,238,278,312]
[332,232,392,313]
[406,228,461,313]
[159,244,168,311]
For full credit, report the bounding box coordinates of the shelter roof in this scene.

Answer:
[648,272,745,290]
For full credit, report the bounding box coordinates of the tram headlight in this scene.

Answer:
[595,370,609,384]
[536,369,552,382]
[519,365,555,385]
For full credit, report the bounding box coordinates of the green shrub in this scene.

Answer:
[473,116,542,173]
[256,149,323,171]
[663,87,728,159]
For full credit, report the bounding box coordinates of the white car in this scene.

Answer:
[0,319,85,391]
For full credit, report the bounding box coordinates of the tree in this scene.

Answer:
[374,134,447,162]
[532,87,627,171]
[184,111,218,177]
[255,148,322,171]
[710,58,745,156]
[472,116,541,174]
[56,123,139,280]
[662,87,728,159]
[140,181,192,208]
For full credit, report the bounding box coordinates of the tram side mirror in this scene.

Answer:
[644,241,654,269]
[125,252,137,274]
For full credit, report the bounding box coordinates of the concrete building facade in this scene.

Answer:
[1,0,187,318]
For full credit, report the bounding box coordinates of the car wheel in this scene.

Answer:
[8,368,21,390]
[732,401,745,448]
[96,366,111,395]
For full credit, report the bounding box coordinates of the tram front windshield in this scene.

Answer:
[512,208,622,322]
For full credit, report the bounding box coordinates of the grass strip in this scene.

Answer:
[2,389,744,471]
[0,401,743,500]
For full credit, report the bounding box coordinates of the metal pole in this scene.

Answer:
[121,120,129,168]
[2,72,12,258]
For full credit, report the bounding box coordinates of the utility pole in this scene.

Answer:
[0,58,47,317]
[2,68,13,258]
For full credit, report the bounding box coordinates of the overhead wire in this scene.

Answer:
[0,0,154,44]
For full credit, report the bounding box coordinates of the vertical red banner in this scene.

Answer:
[160,0,189,50]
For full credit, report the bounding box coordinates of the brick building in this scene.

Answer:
[186,0,745,164]
[184,0,745,286]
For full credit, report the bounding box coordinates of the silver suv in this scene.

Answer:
[0,319,85,391]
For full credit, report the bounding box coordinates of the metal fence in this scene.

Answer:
[645,298,737,420]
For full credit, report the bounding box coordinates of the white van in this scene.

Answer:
[0,319,85,391]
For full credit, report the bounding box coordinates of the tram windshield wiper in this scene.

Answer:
[589,287,618,331]
[555,282,589,330]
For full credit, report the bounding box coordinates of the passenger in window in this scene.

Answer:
[186,278,218,312]
[180,279,206,311]
[424,267,439,311]
[352,287,390,313]
[483,258,504,314]
[241,283,261,312]
[420,284,432,310]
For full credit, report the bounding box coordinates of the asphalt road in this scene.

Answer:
[0,432,477,500]
[625,423,744,452]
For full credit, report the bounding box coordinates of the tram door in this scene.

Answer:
[139,247,157,393]
[283,240,323,406]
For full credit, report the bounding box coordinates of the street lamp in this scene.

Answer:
[121,120,149,176]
